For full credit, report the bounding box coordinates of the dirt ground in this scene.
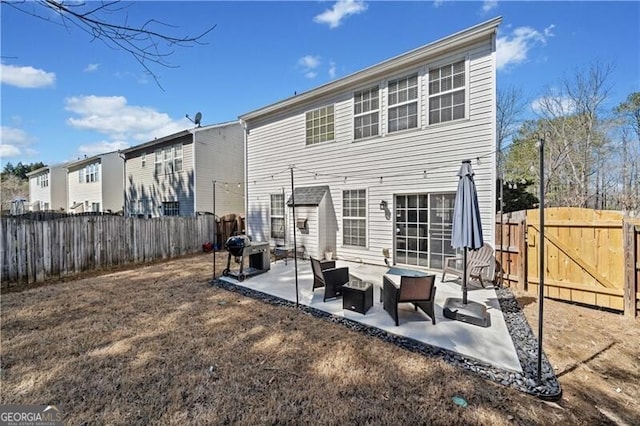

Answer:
[1,253,639,425]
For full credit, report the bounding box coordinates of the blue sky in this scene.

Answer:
[1,1,638,168]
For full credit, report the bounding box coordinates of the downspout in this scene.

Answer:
[491,26,498,254]
[118,151,126,216]
[191,128,197,216]
[240,118,248,234]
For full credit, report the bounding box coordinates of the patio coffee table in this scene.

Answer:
[342,280,373,314]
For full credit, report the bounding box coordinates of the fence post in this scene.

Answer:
[623,219,637,318]
[519,217,527,291]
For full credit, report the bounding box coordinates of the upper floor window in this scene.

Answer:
[270,193,285,239]
[388,74,418,133]
[155,144,183,175]
[306,105,334,145]
[79,162,99,183]
[354,86,379,140]
[86,163,99,182]
[428,60,466,124]
[141,153,146,168]
[36,174,49,188]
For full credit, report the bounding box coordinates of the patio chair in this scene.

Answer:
[383,274,436,326]
[441,243,495,288]
[310,257,350,302]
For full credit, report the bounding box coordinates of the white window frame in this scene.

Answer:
[40,173,49,188]
[141,153,146,168]
[91,202,100,212]
[387,73,419,133]
[305,105,335,146]
[79,168,85,183]
[427,57,468,125]
[353,85,380,140]
[173,144,183,172]
[84,162,100,183]
[270,193,285,239]
[342,189,367,248]
[154,149,163,175]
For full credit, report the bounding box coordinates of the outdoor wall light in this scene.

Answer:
[379,200,387,210]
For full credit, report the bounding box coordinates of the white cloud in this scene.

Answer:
[298,55,321,70]
[531,94,576,116]
[64,95,190,143]
[433,0,445,8]
[482,0,498,13]
[329,61,337,79]
[84,63,99,72]
[0,64,55,88]
[77,140,130,156]
[0,126,38,158]
[496,25,555,70]
[313,0,368,29]
[298,55,321,79]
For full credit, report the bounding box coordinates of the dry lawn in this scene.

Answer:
[1,253,639,425]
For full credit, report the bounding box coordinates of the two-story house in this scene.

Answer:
[65,151,124,213]
[122,121,244,217]
[27,163,68,211]
[239,17,501,268]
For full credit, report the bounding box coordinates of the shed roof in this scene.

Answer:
[286,186,329,207]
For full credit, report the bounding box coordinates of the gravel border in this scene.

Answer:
[210,278,562,400]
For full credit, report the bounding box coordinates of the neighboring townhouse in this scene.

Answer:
[65,151,124,213]
[239,17,501,268]
[27,163,68,211]
[122,121,244,217]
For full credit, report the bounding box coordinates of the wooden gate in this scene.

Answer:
[526,208,626,310]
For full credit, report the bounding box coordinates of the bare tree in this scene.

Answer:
[2,0,216,89]
[497,86,528,175]
[614,93,640,211]
[533,62,613,207]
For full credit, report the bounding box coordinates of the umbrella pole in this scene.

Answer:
[462,248,468,304]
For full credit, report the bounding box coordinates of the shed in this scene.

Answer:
[286,186,337,260]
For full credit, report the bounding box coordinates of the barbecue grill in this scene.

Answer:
[222,236,270,281]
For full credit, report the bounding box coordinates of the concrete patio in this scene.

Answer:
[219,258,522,373]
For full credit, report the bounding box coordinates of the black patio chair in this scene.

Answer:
[310,257,349,302]
[383,274,436,326]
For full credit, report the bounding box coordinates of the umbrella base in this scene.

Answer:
[443,298,491,328]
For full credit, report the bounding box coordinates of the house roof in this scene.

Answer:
[286,186,329,207]
[26,162,67,177]
[64,150,121,169]
[239,16,501,123]
[121,120,240,155]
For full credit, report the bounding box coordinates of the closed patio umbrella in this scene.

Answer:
[443,160,490,327]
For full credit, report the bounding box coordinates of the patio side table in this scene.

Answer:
[342,281,373,314]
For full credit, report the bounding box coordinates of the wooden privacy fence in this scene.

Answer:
[1,215,229,288]
[495,208,640,317]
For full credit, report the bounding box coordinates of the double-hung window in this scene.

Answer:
[155,144,183,175]
[270,193,285,239]
[306,105,334,145]
[343,189,366,247]
[79,168,85,183]
[388,74,418,133]
[428,60,466,124]
[85,162,99,182]
[141,153,146,168]
[354,86,379,140]
[155,150,163,175]
[40,173,49,187]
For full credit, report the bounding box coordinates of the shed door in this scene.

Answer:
[394,193,456,269]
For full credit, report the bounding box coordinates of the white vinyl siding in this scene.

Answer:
[305,105,335,145]
[245,36,496,265]
[354,86,380,140]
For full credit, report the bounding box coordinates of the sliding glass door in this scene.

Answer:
[394,193,456,269]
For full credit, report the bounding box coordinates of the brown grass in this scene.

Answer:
[1,253,639,425]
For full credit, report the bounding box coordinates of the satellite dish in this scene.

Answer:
[186,112,203,127]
